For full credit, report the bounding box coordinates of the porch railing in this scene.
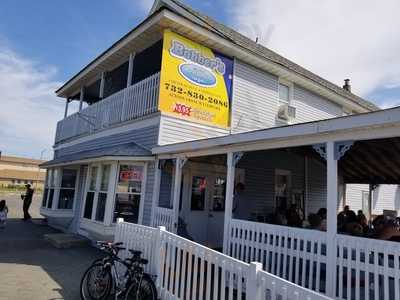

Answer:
[152,206,174,232]
[114,220,331,300]
[226,219,400,300]
[55,72,160,143]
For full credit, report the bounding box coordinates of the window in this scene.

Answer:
[191,176,206,211]
[42,169,58,209]
[279,83,291,104]
[211,177,226,212]
[95,165,110,222]
[274,169,291,211]
[83,166,98,219]
[58,169,77,209]
[114,165,143,223]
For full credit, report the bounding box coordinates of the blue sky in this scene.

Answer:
[0,0,399,159]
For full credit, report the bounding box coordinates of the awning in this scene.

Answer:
[41,142,153,168]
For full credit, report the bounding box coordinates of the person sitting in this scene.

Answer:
[308,213,324,231]
[357,210,368,233]
[317,208,327,231]
[286,204,303,227]
[0,200,8,228]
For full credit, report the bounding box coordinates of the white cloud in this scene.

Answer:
[230,0,400,98]
[0,43,64,160]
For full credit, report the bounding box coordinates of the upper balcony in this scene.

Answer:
[55,72,160,144]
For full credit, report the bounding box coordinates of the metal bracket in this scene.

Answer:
[233,152,244,167]
[334,141,354,160]
[312,144,326,160]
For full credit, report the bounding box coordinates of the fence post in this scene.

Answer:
[247,262,262,299]
[153,226,166,290]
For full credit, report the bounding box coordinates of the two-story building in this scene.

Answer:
[41,1,400,298]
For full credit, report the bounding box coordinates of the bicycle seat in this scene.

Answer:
[140,258,148,265]
[129,249,142,256]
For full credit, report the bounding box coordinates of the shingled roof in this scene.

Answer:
[153,0,379,111]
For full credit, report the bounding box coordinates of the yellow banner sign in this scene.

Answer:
[158,30,233,128]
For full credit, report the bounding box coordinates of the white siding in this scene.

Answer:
[292,85,343,123]
[158,115,229,145]
[307,158,327,214]
[231,60,279,133]
[345,184,400,215]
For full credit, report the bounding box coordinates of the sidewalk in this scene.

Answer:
[0,194,103,300]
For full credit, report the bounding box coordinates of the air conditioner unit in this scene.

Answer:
[277,104,296,121]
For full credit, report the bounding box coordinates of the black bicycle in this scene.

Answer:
[80,241,157,300]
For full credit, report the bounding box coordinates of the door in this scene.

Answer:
[182,172,226,249]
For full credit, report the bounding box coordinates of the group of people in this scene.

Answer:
[0,184,34,228]
[338,205,400,241]
[267,204,400,241]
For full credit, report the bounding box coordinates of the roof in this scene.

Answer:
[152,106,400,156]
[56,0,379,112]
[0,155,46,165]
[153,0,379,111]
[0,169,46,181]
[41,142,152,168]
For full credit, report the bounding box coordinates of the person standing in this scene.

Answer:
[21,184,34,221]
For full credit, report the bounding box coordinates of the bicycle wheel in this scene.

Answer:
[80,262,112,300]
[125,273,157,300]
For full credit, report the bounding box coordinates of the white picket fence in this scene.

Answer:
[227,218,400,300]
[152,206,175,232]
[55,72,160,143]
[114,220,331,300]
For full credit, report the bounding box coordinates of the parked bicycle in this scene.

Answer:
[80,241,157,300]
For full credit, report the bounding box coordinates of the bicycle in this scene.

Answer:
[80,241,157,300]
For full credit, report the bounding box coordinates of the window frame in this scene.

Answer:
[111,161,147,225]
[278,79,293,106]
[57,168,79,210]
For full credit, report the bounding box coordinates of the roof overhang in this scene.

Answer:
[58,8,375,113]
[152,106,400,158]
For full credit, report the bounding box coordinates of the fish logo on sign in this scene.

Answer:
[169,40,225,88]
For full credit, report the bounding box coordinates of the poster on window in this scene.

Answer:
[119,166,142,182]
[158,29,233,128]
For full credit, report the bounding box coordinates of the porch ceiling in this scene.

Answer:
[339,137,400,184]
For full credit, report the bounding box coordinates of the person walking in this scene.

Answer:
[21,184,34,221]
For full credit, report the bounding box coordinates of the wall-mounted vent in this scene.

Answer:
[277,104,296,121]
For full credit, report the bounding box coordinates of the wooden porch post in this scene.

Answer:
[150,159,162,227]
[223,152,235,254]
[99,72,105,99]
[79,87,85,111]
[172,157,185,234]
[64,98,69,118]
[127,53,135,87]
[326,141,338,298]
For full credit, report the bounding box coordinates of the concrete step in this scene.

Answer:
[44,233,90,249]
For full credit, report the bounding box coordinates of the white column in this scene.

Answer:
[99,72,105,99]
[127,53,135,87]
[79,87,85,111]
[223,152,235,254]
[326,141,338,298]
[104,163,118,226]
[150,160,162,227]
[64,98,69,118]
[172,157,184,233]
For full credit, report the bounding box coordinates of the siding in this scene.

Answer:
[55,125,158,158]
[235,150,308,219]
[346,184,400,215]
[292,85,343,123]
[159,169,173,208]
[142,162,155,226]
[307,158,327,214]
[231,60,279,133]
[158,115,229,145]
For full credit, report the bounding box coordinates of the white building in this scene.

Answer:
[41,1,400,298]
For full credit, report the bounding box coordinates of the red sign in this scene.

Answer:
[173,103,192,116]
[120,170,142,181]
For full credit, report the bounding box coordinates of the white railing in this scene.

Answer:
[55,72,160,143]
[227,219,327,294]
[114,220,331,300]
[152,206,175,232]
[336,233,400,300]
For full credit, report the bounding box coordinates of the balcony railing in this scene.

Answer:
[55,72,160,143]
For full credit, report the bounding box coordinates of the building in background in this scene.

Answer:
[0,155,46,190]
